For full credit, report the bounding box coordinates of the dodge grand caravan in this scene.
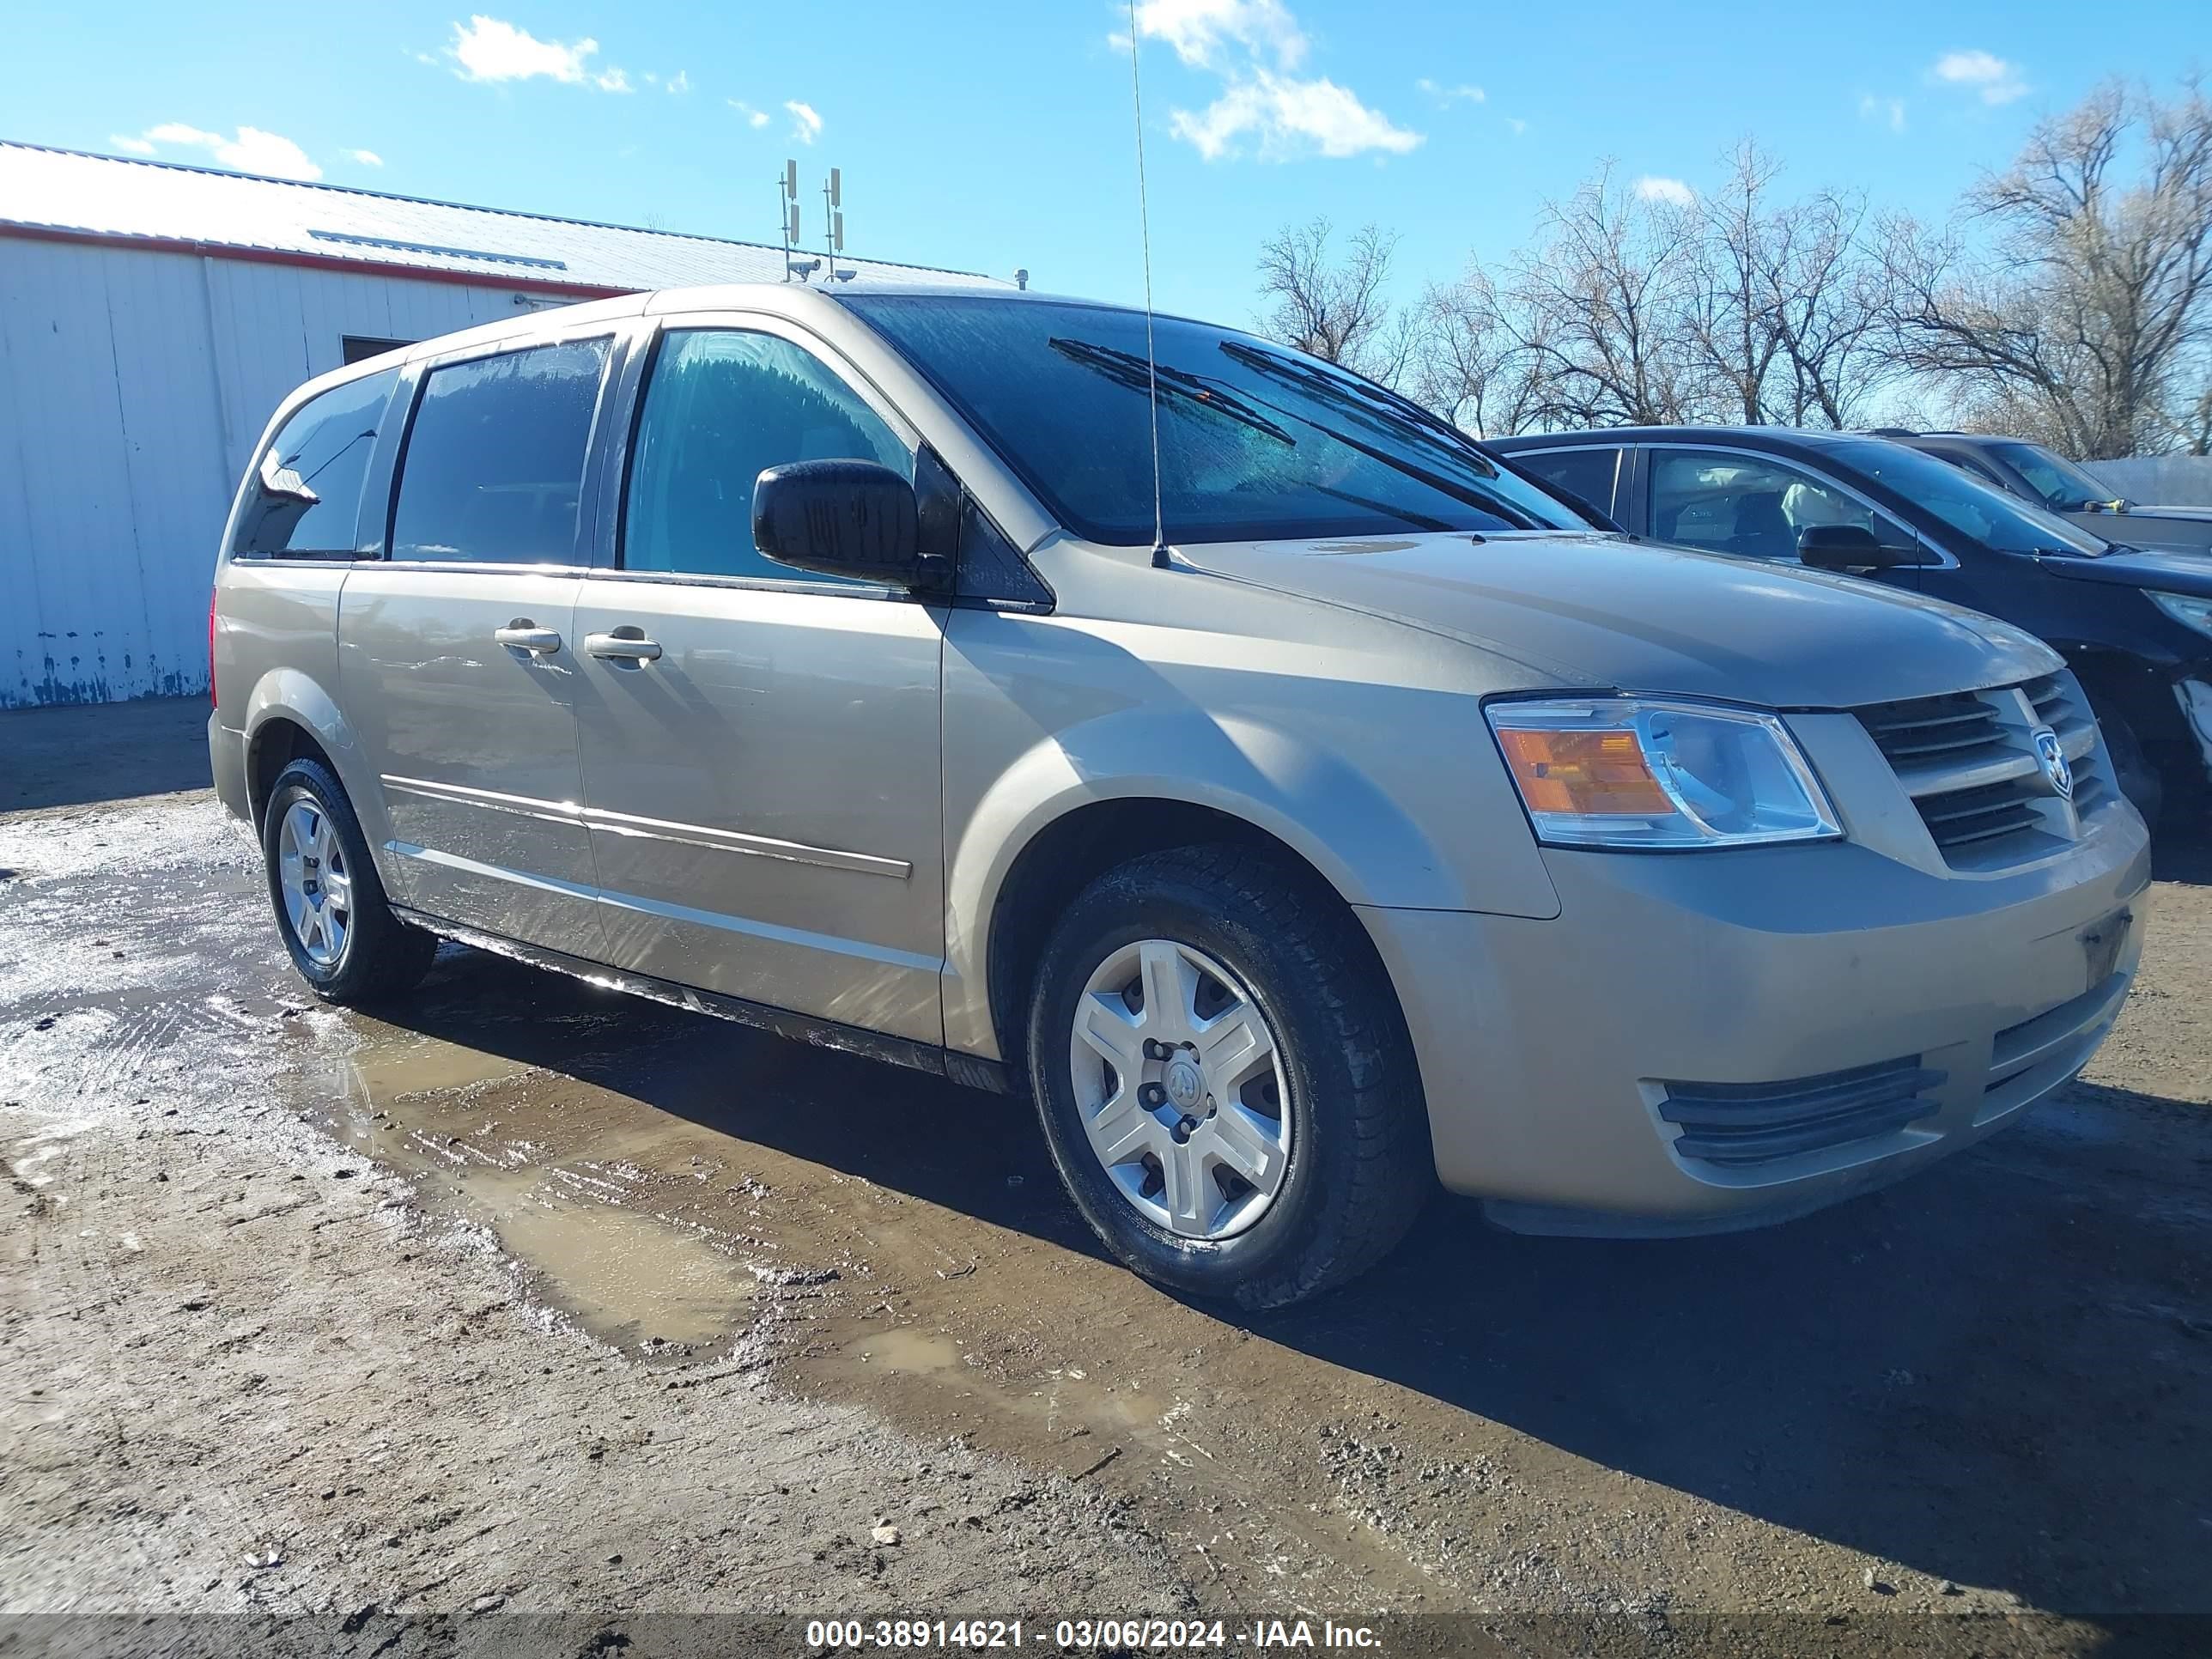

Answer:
[210,285,2150,1309]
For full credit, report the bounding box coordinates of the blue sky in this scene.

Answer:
[2,2,2197,325]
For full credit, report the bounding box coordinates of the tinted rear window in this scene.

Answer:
[842,295,1589,546]
[234,368,398,557]
[391,338,611,564]
[1510,447,1621,521]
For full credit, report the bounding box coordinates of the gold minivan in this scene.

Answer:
[210,283,2150,1307]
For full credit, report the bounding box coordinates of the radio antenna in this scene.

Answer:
[1123,0,1169,568]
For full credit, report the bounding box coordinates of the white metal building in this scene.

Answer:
[0,142,998,708]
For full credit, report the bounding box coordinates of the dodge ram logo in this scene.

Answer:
[2031,726,2073,801]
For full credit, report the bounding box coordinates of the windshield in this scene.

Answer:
[1986,441,2124,512]
[1824,439,2109,556]
[842,295,1592,545]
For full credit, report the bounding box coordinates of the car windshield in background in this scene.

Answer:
[1987,441,2124,512]
[842,295,1591,545]
[1824,439,2108,556]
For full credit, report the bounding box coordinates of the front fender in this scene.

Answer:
[941,700,1559,1058]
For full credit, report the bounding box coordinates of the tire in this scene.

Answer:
[1025,844,1431,1310]
[261,758,436,1005]
[2100,712,2164,830]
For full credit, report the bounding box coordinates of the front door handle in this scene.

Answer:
[584,630,664,663]
[494,623,564,654]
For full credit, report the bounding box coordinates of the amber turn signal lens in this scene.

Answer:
[1496,727,1674,817]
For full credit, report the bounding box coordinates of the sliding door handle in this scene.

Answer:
[584,630,664,663]
[494,624,563,654]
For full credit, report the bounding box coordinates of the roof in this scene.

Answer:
[0,141,1004,295]
[1491,426,1884,453]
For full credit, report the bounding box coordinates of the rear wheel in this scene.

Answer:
[1025,845,1431,1310]
[261,759,435,1004]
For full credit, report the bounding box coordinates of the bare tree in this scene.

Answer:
[1505,165,1702,428]
[1412,270,1547,437]
[1881,78,2212,457]
[1255,218,1417,386]
[1674,142,1893,427]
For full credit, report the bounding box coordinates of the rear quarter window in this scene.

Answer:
[233,368,399,557]
[1511,447,1621,521]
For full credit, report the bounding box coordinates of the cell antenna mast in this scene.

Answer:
[778,160,804,280]
[1123,0,1168,568]
[823,167,844,260]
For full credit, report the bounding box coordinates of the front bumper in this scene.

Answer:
[1358,799,2151,1235]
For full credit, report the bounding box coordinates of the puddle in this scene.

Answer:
[847,1328,963,1374]
[348,1038,532,1101]
[468,1170,757,1351]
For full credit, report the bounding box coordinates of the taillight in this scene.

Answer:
[208,587,219,709]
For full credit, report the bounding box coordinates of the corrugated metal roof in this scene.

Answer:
[0,142,1002,292]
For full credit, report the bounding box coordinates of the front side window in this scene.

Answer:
[623,329,912,584]
[390,337,611,564]
[841,295,1590,546]
[234,369,398,556]
[1650,448,1890,562]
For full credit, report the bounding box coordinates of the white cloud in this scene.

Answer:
[446,15,603,85]
[666,70,690,94]
[1133,0,1306,70]
[1504,115,1528,137]
[1416,77,1485,106]
[128,122,324,180]
[344,148,385,167]
[1931,49,2028,106]
[785,100,823,144]
[110,133,157,155]
[729,99,771,129]
[595,67,634,93]
[1858,94,1907,132]
[1139,0,1416,163]
[1634,174,1694,207]
[1171,70,1420,161]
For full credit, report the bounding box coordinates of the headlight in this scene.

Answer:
[2147,589,2212,641]
[1487,697,1842,850]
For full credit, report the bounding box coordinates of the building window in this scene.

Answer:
[342,335,414,366]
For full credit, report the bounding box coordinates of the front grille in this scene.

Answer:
[1856,672,2106,868]
[1655,1057,1945,1167]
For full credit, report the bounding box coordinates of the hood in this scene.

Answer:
[2045,545,2212,599]
[2068,504,2212,551]
[1180,531,2061,709]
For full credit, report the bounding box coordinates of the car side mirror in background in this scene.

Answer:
[753,459,942,588]
[1796,522,1929,572]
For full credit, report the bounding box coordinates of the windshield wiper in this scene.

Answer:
[1212,343,1548,530]
[1261,478,1456,533]
[1048,338,1295,445]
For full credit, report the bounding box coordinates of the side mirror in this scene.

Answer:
[1797,523,1928,572]
[752,459,934,586]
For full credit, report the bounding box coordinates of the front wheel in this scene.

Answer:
[1025,845,1431,1310]
[2099,712,2164,830]
[261,758,435,1004]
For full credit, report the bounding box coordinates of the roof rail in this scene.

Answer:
[1862,426,1919,437]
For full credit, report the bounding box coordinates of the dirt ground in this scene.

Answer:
[4,700,2210,1657]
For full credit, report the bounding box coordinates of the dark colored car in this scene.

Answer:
[1875,428,2212,556]
[1491,428,2212,828]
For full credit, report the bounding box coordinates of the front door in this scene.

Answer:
[570,322,947,1043]
[339,335,614,951]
